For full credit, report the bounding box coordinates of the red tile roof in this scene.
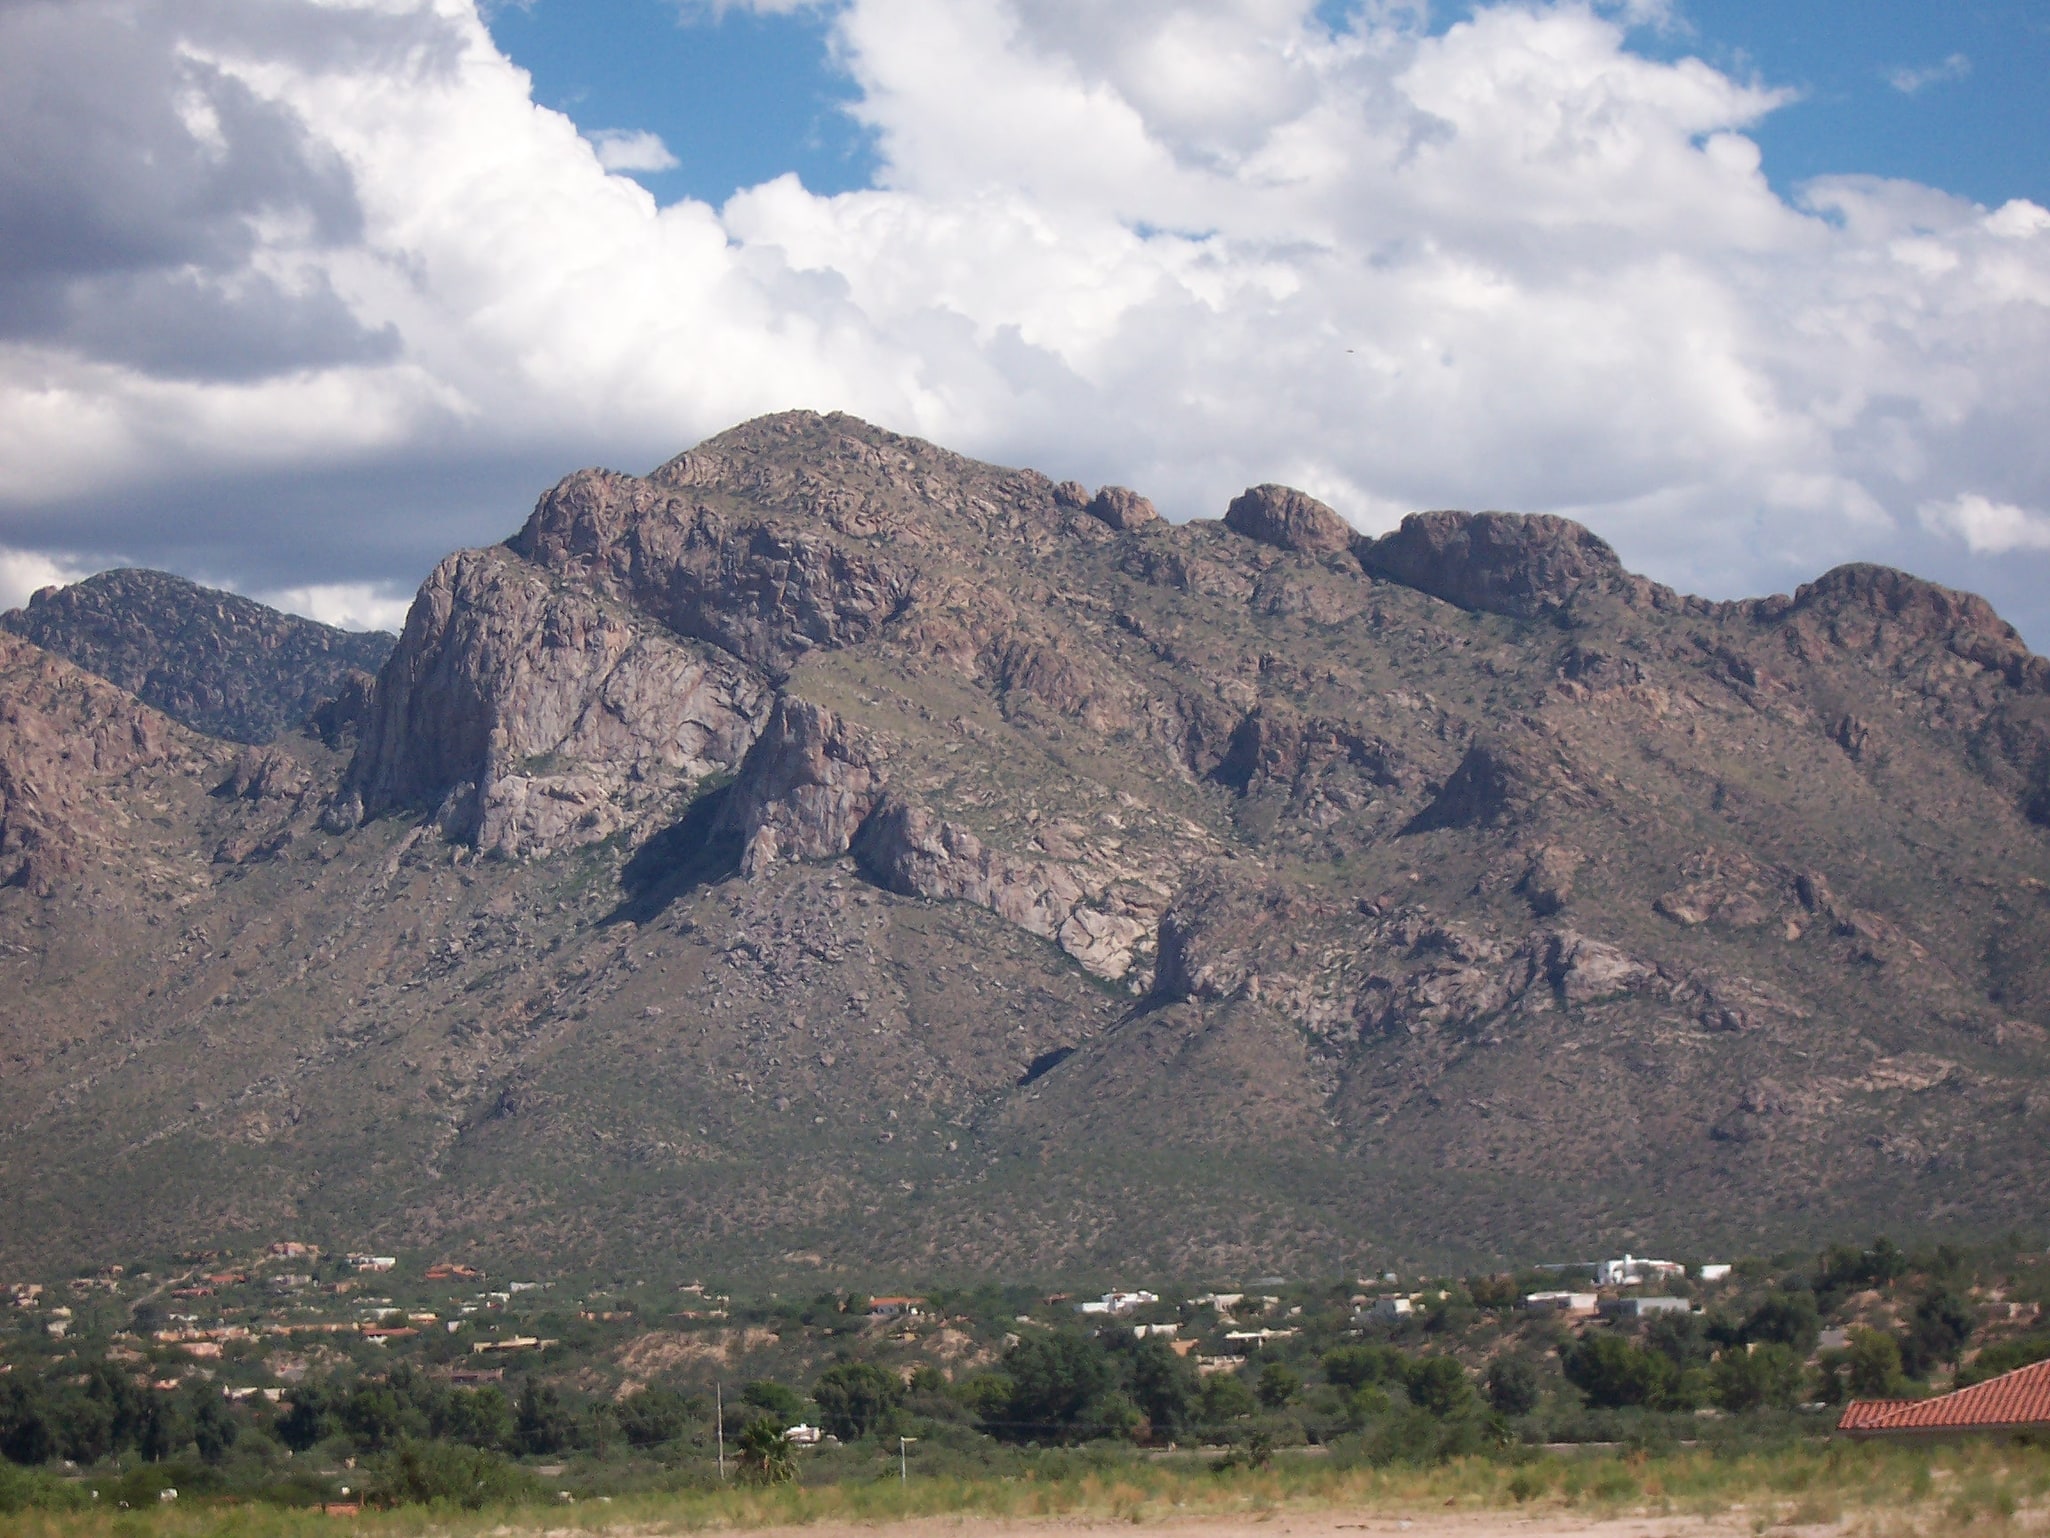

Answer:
[1839,1359,2050,1434]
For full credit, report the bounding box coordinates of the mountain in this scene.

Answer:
[0,411,2046,1280]
[1,567,394,745]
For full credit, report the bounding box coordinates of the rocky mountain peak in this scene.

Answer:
[1359,509,1629,620]
[6,412,2047,1276]
[0,568,394,744]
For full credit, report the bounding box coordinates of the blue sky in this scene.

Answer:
[488,0,2050,212]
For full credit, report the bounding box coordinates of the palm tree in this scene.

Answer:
[734,1418,796,1485]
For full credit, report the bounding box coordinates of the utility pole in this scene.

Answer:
[716,1381,726,1482]
[899,1434,916,1482]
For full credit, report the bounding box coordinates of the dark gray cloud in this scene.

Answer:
[0,0,415,381]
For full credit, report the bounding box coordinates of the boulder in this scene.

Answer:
[1085,486,1159,531]
[1224,484,1354,557]
[1360,510,1628,620]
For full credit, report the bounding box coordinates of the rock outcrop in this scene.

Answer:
[1360,510,1634,620]
[1085,485,1159,532]
[340,548,768,856]
[1223,484,1355,557]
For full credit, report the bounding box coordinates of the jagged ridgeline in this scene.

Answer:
[0,411,2046,1276]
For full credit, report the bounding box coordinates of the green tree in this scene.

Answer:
[189,1390,239,1464]
[1845,1328,1906,1397]
[742,1380,806,1423]
[513,1377,575,1456]
[1563,1333,1671,1410]
[1712,1343,1803,1412]
[277,1387,332,1453]
[1197,1372,1256,1427]
[1323,1344,1405,1391]
[1405,1356,1474,1418]
[1255,1363,1300,1409]
[811,1362,902,1442]
[438,1387,515,1451]
[995,1333,1115,1442]
[1127,1340,1197,1436]
[613,1386,697,1449]
[1484,1356,1541,1417]
[1902,1290,1974,1377]
[1740,1292,1820,1355]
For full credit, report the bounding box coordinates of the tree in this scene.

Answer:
[995,1333,1116,1442]
[1255,1363,1300,1409]
[1902,1290,1974,1377]
[1845,1328,1906,1397]
[1197,1372,1256,1427]
[614,1386,698,1449]
[1323,1344,1405,1391]
[0,1380,59,1467]
[742,1380,806,1424]
[278,1387,332,1453]
[1739,1292,1820,1356]
[1643,1311,1709,1369]
[1563,1334,1671,1410]
[734,1418,795,1485]
[812,1362,902,1442]
[514,1377,575,1457]
[1484,1356,1541,1417]
[1405,1356,1474,1419]
[190,1391,239,1464]
[1712,1344,1803,1412]
[438,1387,515,1451]
[1127,1340,1197,1437]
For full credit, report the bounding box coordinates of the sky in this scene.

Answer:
[0,0,2046,647]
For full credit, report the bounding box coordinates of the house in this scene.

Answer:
[1075,1290,1158,1316]
[1596,1254,1685,1287]
[1839,1359,2050,1438]
[1600,1296,1692,1319]
[1223,1327,1299,1349]
[425,1263,483,1282]
[1132,1322,1180,1339]
[1698,1263,1733,1282]
[784,1424,824,1446]
[347,1255,397,1273]
[1366,1296,1413,1321]
[1524,1291,1599,1316]
[867,1296,925,1317]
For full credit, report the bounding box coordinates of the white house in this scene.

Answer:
[1596,1254,1685,1287]
[1076,1290,1158,1315]
[1697,1263,1733,1282]
[1367,1296,1414,1321]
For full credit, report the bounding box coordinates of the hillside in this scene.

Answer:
[1,567,394,744]
[0,411,2045,1279]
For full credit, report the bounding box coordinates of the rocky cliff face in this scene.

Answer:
[0,410,2046,1278]
[2,568,394,743]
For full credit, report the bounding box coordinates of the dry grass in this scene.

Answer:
[5,1441,2047,1538]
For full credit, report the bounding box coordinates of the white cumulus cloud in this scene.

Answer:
[1920,494,2050,554]
[0,0,2044,644]
[587,128,682,174]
